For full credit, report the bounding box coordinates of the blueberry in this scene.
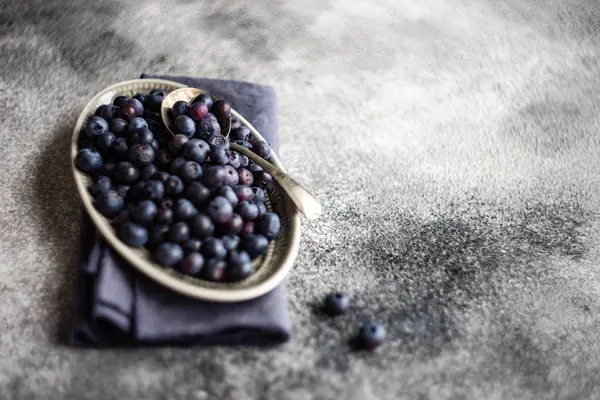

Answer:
[113,96,130,107]
[226,253,253,282]
[211,100,231,121]
[185,182,211,208]
[150,139,159,152]
[239,154,249,168]
[168,134,189,155]
[240,234,269,258]
[168,221,190,243]
[253,170,273,187]
[221,235,240,251]
[200,259,226,282]
[133,92,148,103]
[148,180,164,200]
[227,151,242,169]
[95,190,124,217]
[255,201,267,217]
[125,98,144,116]
[116,184,130,198]
[148,224,170,248]
[201,237,227,260]
[169,156,187,175]
[100,162,116,177]
[156,207,173,225]
[237,168,254,186]
[86,116,109,137]
[323,292,350,316]
[356,323,386,350]
[234,185,255,203]
[206,196,233,224]
[237,201,260,221]
[207,134,230,150]
[173,198,198,221]
[230,117,241,131]
[109,118,128,137]
[217,213,244,235]
[164,175,184,196]
[154,242,184,267]
[240,221,255,237]
[178,252,204,276]
[209,147,229,165]
[146,91,165,112]
[89,175,112,197]
[118,104,137,121]
[188,102,209,122]
[182,139,210,163]
[179,161,202,183]
[158,198,174,209]
[192,93,213,108]
[223,166,239,187]
[150,89,168,96]
[253,187,266,203]
[115,162,139,184]
[230,126,250,142]
[203,165,229,188]
[197,113,221,136]
[155,149,173,170]
[247,160,261,172]
[113,138,129,159]
[76,149,103,175]
[128,117,148,134]
[132,200,157,225]
[251,141,271,160]
[255,212,280,240]
[151,171,170,184]
[119,221,149,247]
[128,127,154,146]
[112,208,131,227]
[95,104,117,120]
[140,164,158,181]
[216,186,239,208]
[129,144,155,167]
[95,132,115,153]
[190,213,215,239]
[234,140,252,149]
[175,115,196,137]
[172,100,191,117]
[183,239,202,254]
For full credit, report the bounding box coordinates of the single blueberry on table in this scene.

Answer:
[192,93,213,109]
[355,323,386,350]
[201,259,226,282]
[206,196,233,224]
[154,242,184,267]
[89,175,112,197]
[221,234,240,251]
[168,221,190,243]
[118,103,137,121]
[86,116,109,137]
[168,134,189,155]
[174,115,196,137]
[115,162,140,184]
[128,117,148,134]
[230,126,250,142]
[185,181,211,208]
[234,185,255,203]
[119,221,149,248]
[129,144,155,167]
[172,100,191,118]
[240,234,269,258]
[95,132,116,153]
[179,161,202,183]
[182,139,210,163]
[76,148,103,173]
[323,292,350,317]
[164,175,184,196]
[173,198,199,221]
[178,252,204,276]
[113,95,130,107]
[95,190,124,217]
[132,200,158,225]
[109,118,128,137]
[182,238,202,254]
[190,213,215,239]
[201,237,227,260]
[255,212,280,240]
[188,102,209,121]
[95,104,117,121]
[125,98,144,116]
[211,100,231,121]
[236,201,259,221]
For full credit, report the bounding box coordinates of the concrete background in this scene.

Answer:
[1,0,600,398]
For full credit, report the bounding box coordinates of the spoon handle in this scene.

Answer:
[230,143,322,220]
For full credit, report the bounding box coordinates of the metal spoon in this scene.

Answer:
[161,87,322,220]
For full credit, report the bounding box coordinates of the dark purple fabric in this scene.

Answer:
[69,75,290,347]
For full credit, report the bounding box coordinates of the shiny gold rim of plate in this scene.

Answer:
[70,78,301,302]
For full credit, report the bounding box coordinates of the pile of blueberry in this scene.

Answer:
[75,89,279,282]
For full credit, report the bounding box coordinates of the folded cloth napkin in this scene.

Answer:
[69,74,291,347]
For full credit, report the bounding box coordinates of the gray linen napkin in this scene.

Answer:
[69,74,291,347]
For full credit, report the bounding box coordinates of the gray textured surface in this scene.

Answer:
[1,0,600,398]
